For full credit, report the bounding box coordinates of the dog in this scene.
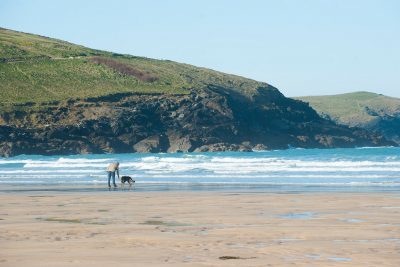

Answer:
[120,176,135,188]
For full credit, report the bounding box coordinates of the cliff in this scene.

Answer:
[0,28,394,156]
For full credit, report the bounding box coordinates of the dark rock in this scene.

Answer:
[194,143,252,152]
[0,87,396,157]
[252,144,268,151]
[167,132,195,153]
[133,135,169,153]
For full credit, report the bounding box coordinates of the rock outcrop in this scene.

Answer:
[0,87,394,157]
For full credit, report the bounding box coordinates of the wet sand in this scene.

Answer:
[1,191,400,266]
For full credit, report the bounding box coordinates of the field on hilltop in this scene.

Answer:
[296,92,400,144]
[296,92,400,127]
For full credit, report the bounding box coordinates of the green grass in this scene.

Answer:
[0,27,270,104]
[0,27,106,59]
[0,58,189,103]
[295,91,400,126]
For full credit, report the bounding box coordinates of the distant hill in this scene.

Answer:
[296,92,400,144]
[0,28,394,156]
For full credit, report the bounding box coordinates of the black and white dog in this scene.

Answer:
[120,176,135,188]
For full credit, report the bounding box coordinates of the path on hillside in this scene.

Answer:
[1,56,86,63]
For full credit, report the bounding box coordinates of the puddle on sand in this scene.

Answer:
[278,212,316,219]
[305,254,321,260]
[276,238,301,242]
[339,218,365,223]
[183,256,193,262]
[226,243,245,248]
[333,238,400,243]
[387,196,400,199]
[383,238,400,242]
[328,257,352,262]
[379,223,400,227]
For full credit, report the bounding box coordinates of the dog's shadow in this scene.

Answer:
[120,184,135,191]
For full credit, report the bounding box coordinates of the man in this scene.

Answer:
[106,162,120,188]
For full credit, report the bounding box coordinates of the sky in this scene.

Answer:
[1,0,399,97]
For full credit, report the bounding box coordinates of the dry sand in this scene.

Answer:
[1,191,400,266]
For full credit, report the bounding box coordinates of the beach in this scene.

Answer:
[2,2,400,266]
[1,191,399,266]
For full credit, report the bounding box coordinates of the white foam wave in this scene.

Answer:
[1,173,398,180]
[1,149,399,186]
[57,157,114,163]
[356,146,394,149]
[0,169,104,174]
[142,174,400,179]
[0,174,89,179]
[0,159,37,164]
[18,160,400,174]
[24,162,109,168]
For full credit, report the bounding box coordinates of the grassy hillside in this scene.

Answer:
[0,27,103,59]
[0,28,267,103]
[295,91,400,127]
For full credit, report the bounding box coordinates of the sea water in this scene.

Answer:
[0,147,399,192]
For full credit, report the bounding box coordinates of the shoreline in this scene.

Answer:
[1,183,400,194]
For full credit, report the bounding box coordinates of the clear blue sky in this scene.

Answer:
[1,0,399,97]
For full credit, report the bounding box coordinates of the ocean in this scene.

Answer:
[1,147,399,192]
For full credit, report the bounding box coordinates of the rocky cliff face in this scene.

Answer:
[0,87,393,157]
[0,28,395,157]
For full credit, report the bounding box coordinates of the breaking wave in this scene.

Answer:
[0,147,399,186]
